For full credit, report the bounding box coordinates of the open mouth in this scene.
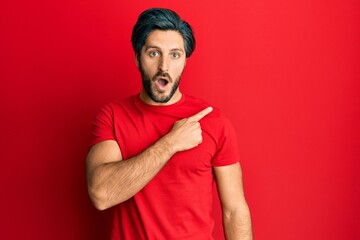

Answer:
[155,77,170,91]
[153,72,171,91]
[158,78,169,87]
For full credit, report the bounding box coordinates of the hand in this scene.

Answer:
[165,107,213,153]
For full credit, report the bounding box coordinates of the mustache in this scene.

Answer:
[153,71,172,82]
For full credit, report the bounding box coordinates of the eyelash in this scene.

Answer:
[149,51,159,57]
[171,53,180,58]
[148,51,181,59]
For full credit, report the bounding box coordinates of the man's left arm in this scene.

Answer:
[214,162,253,240]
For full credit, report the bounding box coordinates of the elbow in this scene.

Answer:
[223,204,252,224]
[92,200,109,211]
[88,185,111,211]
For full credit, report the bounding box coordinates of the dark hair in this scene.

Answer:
[131,8,196,58]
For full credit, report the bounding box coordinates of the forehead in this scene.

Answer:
[144,30,185,51]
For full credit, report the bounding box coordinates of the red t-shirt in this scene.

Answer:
[91,94,240,240]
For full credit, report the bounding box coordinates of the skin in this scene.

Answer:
[86,30,253,239]
[136,30,185,105]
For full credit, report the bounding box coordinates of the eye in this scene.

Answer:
[171,52,180,59]
[149,51,159,57]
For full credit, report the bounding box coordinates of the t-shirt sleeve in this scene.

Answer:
[212,117,241,166]
[90,104,116,146]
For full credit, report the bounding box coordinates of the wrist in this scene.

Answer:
[159,133,178,156]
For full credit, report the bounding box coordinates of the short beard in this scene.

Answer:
[139,60,181,104]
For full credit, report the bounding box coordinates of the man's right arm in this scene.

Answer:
[86,107,212,210]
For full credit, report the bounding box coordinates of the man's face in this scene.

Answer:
[137,30,186,105]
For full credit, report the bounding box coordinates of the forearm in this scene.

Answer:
[223,203,253,240]
[89,135,175,210]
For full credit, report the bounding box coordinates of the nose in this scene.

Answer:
[158,56,169,72]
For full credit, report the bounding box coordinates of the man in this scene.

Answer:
[86,8,253,240]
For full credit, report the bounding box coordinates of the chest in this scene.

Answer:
[113,112,218,172]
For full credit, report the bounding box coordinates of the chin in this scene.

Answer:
[152,95,172,103]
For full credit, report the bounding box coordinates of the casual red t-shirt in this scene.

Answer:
[91,94,240,240]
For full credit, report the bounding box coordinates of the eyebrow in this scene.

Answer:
[144,45,184,52]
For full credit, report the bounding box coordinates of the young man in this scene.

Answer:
[86,8,253,240]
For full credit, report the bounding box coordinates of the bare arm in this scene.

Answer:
[86,107,213,210]
[214,163,253,240]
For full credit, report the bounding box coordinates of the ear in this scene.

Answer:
[135,53,140,68]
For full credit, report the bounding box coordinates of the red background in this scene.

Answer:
[1,0,359,239]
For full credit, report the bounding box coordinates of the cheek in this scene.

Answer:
[141,59,158,75]
[171,61,186,75]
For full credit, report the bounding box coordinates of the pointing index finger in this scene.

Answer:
[189,107,213,122]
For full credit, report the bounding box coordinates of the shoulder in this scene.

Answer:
[182,94,220,117]
[183,94,233,131]
[183,94,213,110]
[203,108,233,136]
[97,95,138,115]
